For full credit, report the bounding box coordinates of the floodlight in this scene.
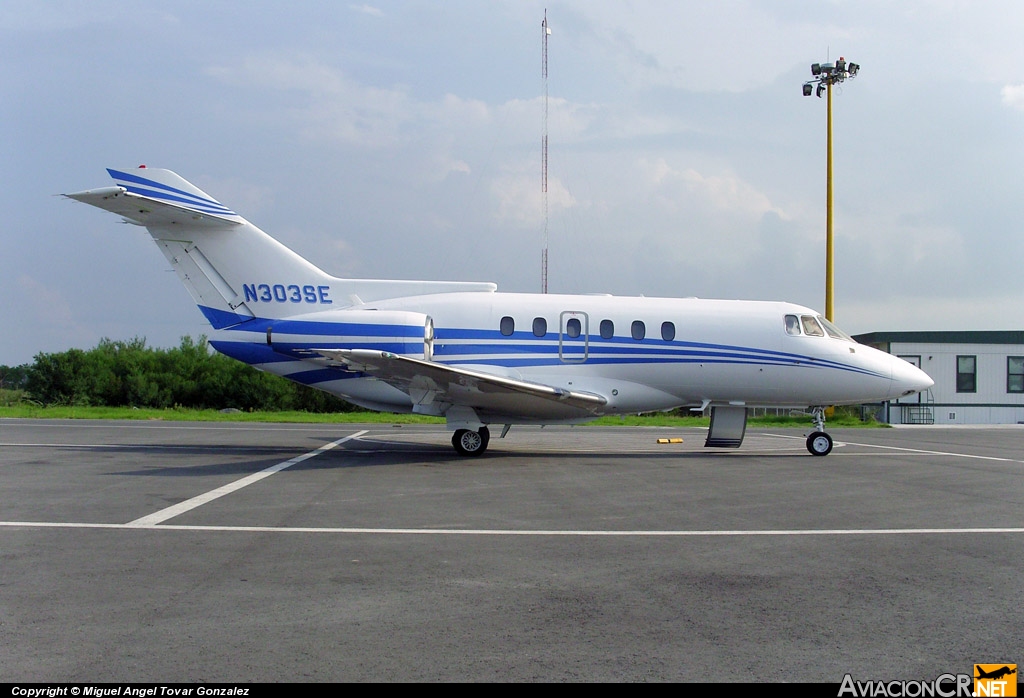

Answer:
[800,55,861,323]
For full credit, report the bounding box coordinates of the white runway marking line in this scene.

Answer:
[2,521,1024,537]
[765,433,1024,463]
[124,430,368,527]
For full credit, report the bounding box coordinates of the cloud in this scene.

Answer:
[204,55,500,152]
[491,171,577,226]
[349,4,383,18]
[638,157,786,223]
[1000,84,1024,110]
[205,54,411,147]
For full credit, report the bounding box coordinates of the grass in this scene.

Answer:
[0,404,886,428]
[0,404,444,424]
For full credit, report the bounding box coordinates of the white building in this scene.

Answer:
[853,331,1024,425]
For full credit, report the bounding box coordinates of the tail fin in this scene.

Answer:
[66,166,497,330]
[66,166,335,328]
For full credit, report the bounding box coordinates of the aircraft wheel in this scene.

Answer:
[452,427,489,457]
[806,431,833,456]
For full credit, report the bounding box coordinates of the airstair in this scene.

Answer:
[900,389,935,425]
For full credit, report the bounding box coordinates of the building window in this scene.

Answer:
[532,317,547,337]
[600,319,614,339]
[956,355,977,393]
[631,320,646,341]
[661,321,676,342]
[1009,357,1024,393]
[500,316,515,336]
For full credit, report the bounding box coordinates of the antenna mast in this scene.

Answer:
[541,9,550,293]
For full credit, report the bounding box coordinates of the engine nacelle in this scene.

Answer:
[264,309,434,360]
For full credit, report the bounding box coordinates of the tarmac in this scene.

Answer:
[1,418,1021,682]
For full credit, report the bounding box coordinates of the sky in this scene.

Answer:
[3,0,1024,365]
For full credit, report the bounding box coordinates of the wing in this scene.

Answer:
[315,348,607,422]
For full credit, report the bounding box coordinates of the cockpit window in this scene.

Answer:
[817,315,854,342]
[801,315,825,337]
[784,314,802,336]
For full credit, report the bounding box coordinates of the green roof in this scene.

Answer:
[853,331,1024,345]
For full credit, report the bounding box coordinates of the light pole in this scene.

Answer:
[803,57,859,322]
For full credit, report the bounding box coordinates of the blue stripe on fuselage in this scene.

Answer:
[210,341,293,364]
[209,341,364,382]
[197,306,425,336]
[202,308,886,379]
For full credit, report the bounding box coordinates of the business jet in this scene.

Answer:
[65,166,933,457]
[975,666,1016,681]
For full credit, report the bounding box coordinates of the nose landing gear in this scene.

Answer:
[805,406,834,456]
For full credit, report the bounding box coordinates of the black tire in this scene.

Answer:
[806,431,833,456]
[452,428,488,457]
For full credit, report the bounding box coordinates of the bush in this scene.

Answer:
[25,336,358,412]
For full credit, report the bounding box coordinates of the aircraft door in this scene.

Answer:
[559,311,589,363]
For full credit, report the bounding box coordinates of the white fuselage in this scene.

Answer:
[208,291,927,423]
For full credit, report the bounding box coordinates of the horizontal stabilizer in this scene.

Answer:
[65,167,245,227]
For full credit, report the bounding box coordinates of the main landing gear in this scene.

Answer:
[805,406,834,456]
[452,426,490,457]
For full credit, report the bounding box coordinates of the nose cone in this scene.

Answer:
[891,357,934,398]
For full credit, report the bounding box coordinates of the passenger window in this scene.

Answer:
[801,315,825,337]
[533,317,547,337]
[600,319,614,339]
[631,320,646,341]
[661,321,675,342]
[784,314,801,336]
[500,316,515,336]
[566,318,581,338]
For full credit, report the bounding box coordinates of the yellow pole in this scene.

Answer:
[825,81,834,322]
